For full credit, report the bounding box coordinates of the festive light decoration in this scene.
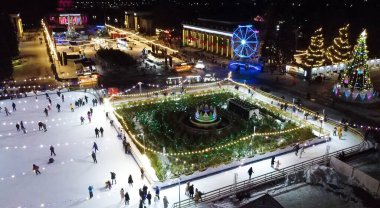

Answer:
[303,28,325,68]
[326,24,352,65]
[334,30,375,101]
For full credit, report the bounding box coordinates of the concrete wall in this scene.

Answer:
[330,157,380,199]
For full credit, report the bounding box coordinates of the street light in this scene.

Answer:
[138,82,143,94]
[177,177,181,207]
[138,133,145,154]
[250,126,256,156]
[291,98,295,120]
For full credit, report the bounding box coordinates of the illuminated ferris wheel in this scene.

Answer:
[232,25,259,59]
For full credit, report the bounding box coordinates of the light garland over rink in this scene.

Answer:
[41,19,58,61]
[113,88,312,156]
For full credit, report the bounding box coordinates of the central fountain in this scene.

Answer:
[189,104,222,128]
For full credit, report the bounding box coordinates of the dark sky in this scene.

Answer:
[1,0,57,23]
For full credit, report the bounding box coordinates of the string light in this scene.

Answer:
[303,28,325,68]
[326,24,352,65]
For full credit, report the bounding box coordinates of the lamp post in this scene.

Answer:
[291,98,295,120]
[251,126,256,156]
[138,133,145,154]
[138,82,143,94]
[177,177,181,207]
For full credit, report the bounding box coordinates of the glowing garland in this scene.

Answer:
[113,88,311,156]
[303,28,325,68]
[326,24,352,65]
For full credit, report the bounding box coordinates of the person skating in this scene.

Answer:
[90,107,93,116]
[5,107,10,116]
[293,143,300,156]
[47,104,51,111]
[56,104,61,112]
[147,191,152,205]
[33,164,41,175]
[38,122,44,131]
[93,142,98,152]
[185,182,190,196]
[139,188,144,201]
[20,121,26,134]
[163,196,169,208]
[62,94,64,102]
[120,188,125,201]
[110,172,116,184]
[128,174,133,187]
[88,114,91,123]
[70,103,74,112]
[271,156,275,167]
[80,116,85,125]
[48,98,52,105]
[95,128,99,138]
[140,167,144,179]
[91,151,97,163]
[106,180,112,190]
[57,91,61,98]
[275,160,281,170]
[50,145,56,156]
[12,102,16,111]
[99,127,104,137]
[88,185,94,199]
[248,167,254,179]
[16,123,20,131]
[85,95,88,103]
[48,157,54,164]
[44,108,48,117]
[333,127,337,136]
[124,191,130,205]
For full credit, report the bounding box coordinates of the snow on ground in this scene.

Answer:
[0,90,149,208]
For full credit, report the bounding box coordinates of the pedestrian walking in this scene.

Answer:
[12,102,16,111]
[147,191,152,205]
[44,108,48,117]
[141,167,144,179]
[110,172,116,184]
[50,145,56,156]
[56,104,61,112]
[16,123,20,131]
[248,167,254,179]
[88,185,93,199]
[99,127,104,137]
[91,151,97,163]
[299,145,305,158]
[293,143,300,156]
[275,160,281,170]
[185,182,190,196]
[93,142,98,152]
[189,185,194,198]
[33,164,41,175]
[124,191,130,205]
[271,156,275,167]
[155,186,160,200]
[128,175,133,187]
[163,196,169,208]
[95,128,99,138]
[62,94,64,102]
[80,116,85,125]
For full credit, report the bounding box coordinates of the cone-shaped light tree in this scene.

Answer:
[326,24,352,65]
[303,28,325,68]
[339,30,372,91]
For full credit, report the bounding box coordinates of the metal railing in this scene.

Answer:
[172,140,366,208]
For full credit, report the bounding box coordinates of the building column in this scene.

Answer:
[216,36,219,54]
[202,33,205,49]
[211,35,214,53]
[134,16,138,31]
[182,29,186,46]
[206,34,209,51]
[125,15,129,28]
[226,39,230,58]
[221,37,224,56]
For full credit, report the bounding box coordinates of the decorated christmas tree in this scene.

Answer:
[303,28,325,68]
[326,24,352,65]
[336,30,375,101]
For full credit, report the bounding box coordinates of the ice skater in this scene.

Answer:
[299,145,305,158]
[110,172,116,184]
[20,121,26,134]
[5,107,10,116]
[12,102,16,111]
[62,94,64,102]
[275,160,281,170]
[33,164,41,175]
[50,145,56,156]
[120,188,125,201]
[128,174,133,187]
[293,143,300,156]
[163,196,169,208]
[93,142,98,152]
[271,156,275,167]
[16,123,20,131]
[44,108,48,117]
[80,116,85,125]
[95,128,99,138]
[56,103,61,112]
[99,127,104,137]
[88,185,93,199]
[91,151,97,163]
[70,103,74,112]
[124,191,130,205]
